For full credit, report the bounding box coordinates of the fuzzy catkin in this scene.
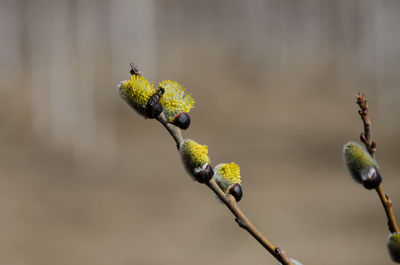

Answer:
[387,232,400,263]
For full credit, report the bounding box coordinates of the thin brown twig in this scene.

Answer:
[356,93,399,233]
[156,112,183,149]
[376,185,399,233]
[206,179,293,265]
[356,93,376,157]
[155,112,294,265]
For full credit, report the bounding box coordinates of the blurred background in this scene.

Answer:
[1,0,400,264]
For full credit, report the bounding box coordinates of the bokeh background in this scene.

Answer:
[1,1,400,264]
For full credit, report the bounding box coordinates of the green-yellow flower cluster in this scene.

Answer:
[179,139,213,183]
[118,74,194,124]
[213,162,243,201]
[214,162,241,192]
[159,80,195,122]
[118,75,156,117]
[343,141,381,189]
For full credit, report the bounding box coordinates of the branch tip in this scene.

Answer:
[275,247,293,265]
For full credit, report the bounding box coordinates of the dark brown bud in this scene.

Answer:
[371,141,376,149]
[145,102,163,119]
[360,133,368,143]
[228,183,243,202]
[362,170,382,190]
[172,112,191,130]
[193,164,214,183]
[145,88,165,119]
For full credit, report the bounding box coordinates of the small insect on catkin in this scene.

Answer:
[213,162,243,202]
[159,80,194,130]
[387,232,400,263]
[342,141,381,190]
[179,139,213,183]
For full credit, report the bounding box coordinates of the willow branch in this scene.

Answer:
[356,93,376,157]
[356,93,399,233]
[206,178,293,264]
[155,114,294,265]
[376,185,399,233]
[156,113,184,149]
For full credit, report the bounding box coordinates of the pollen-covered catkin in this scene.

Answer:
[179,139,213,183]
[213,162,243,201]
[214,163,241,189]
[387,232,400,263]
[118,75,156,117]
[159,80,194,129]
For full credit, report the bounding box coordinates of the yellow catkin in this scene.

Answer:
[120,75,155,107]
[217,162,241,184]
[159,80,195,121]
[180,139,210,168]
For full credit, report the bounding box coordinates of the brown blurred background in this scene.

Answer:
[1,1,400,264]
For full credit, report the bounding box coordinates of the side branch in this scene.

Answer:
[206,179,293,265]
[155,115,294,265]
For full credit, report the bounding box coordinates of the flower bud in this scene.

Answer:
[343,141,381,190]
[172,112,191,130]
[213,163,243,202]
[159,80,195,129]
[180,139,213,183]
[228,183,243,202]
[118,75,156,118]
[360,132,367,143]
[145,101,163,119]
[387,232,400,263]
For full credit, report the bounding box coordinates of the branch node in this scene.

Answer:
[235,217,247,229]
[275,247,293,265]
[360,133,367,143]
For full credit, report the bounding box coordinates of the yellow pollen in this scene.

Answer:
[181,139,210,167]
[217,162,241,184]
[120,75,155,107]
[159,80,195,121]
[392,233,400,244]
